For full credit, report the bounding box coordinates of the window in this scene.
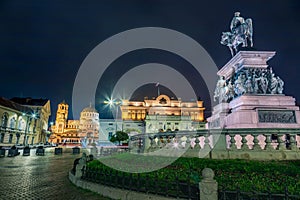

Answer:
[108,132,113,140]
[16,134,20,144]
[0,133,4,143]
[109,123,113,126]
[8,134,13,143]
[1,113,8,128]
[10,117,16,129]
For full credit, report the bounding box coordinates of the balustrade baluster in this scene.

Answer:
[289,135,297,150]
[241,135,248,150]
[186,137,191,148]
[194,136,200,149]
[230,134,236,150]
[277,134,286,150]
[203,134,211,151]
[264,134,273,150]
[252,134,261,150]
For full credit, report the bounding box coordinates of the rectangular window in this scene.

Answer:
[0,133,5,143]
[108,132,113,139]
[8,134,13,143]
[109,123,113,126]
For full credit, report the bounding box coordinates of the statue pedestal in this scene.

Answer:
[209,50,300,129]
[224,94,300,128]
[217,51,276,79]
[207,103,229,129]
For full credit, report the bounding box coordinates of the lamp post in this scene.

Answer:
[104,98,122,132]
[23,113,37,146]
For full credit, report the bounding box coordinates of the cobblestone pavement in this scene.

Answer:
[0,149,110,200]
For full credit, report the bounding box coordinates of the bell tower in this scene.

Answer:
[55,101,69,133]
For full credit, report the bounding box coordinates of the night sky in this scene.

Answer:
[1,0,300,121]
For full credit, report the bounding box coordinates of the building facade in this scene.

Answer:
[120,94,206,134]
[50,102,100,145]
[0,97,51,146]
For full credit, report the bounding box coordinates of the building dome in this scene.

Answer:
[82,105,98,113]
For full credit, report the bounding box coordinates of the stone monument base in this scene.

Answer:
[223,95,300,129]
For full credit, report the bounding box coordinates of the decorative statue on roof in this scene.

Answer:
[221,12,253,56]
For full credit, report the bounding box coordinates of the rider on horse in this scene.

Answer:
[230,12,246,35]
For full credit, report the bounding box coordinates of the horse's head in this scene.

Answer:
[220,32,232,46]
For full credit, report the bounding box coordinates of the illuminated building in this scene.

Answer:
[50,102,100,145]
[120,94,206,133]
[0,97,51,146]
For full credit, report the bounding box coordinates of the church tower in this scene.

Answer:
[55,101,69,133]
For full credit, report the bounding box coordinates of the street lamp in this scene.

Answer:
[104,98,122,132]
[23,113,37,146]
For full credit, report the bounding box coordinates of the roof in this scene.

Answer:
[82,106,98,113]
[10,97,49,106]
[0,97,34,113]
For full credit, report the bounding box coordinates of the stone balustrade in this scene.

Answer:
[129,128,300,160]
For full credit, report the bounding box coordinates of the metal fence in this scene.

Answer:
[79,164,300,200]
[219,186,300,200]
[81,166,200,200]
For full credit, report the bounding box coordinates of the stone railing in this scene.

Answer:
[129,128,300,160]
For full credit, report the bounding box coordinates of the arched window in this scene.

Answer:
[1,113,8,128]
[10,117,16,129]
[18,119,25,130]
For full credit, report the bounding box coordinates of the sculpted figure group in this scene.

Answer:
[214,68,284,103]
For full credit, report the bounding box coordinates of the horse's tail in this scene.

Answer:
[246,18,253,36]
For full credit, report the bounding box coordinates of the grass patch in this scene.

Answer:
[86,153,300,195]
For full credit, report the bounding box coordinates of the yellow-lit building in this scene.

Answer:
[49,102,100,145]
[0,97,51,146]
[120,94,205,133]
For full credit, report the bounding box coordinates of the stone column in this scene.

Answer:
[199,168,218,200]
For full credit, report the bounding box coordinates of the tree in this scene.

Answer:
[109,131,129,145]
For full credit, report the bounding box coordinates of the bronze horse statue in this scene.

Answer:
[221,18,253,56]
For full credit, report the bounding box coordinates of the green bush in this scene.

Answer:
[86,155,300,195]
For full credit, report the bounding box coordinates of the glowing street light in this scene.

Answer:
[104,98,122,132]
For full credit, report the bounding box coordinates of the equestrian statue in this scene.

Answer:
[221,12,253,56]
